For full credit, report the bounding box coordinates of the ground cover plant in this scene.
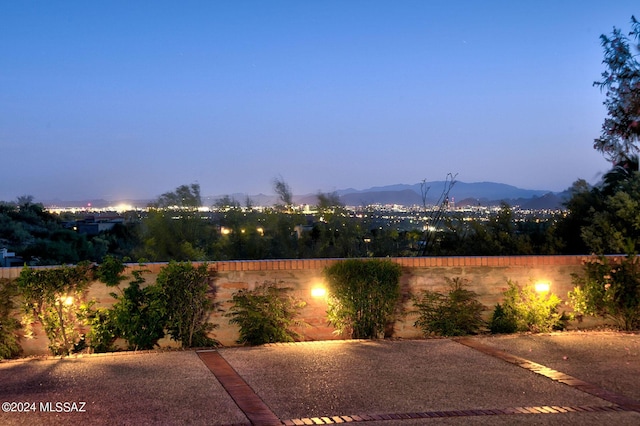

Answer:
[324,259,402,339]
[570,254,640,331]
[226,281,306,345]
[413,277,485,336]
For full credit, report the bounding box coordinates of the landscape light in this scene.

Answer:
[311,287,327,298]
[60,295,74,306]
[534,281,550,293]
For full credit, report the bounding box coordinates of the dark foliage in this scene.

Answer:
[324,259,401,339]
[0,278,22,359]
[156,261,218,347]
[570,254,640,331]
[413,277,486,337]
[226,282,305,345]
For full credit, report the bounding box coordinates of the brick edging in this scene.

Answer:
[277,405,629,425]
[197,350,281,426]
[455,337,640,412]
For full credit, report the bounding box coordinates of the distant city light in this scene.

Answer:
[115,204,133,213]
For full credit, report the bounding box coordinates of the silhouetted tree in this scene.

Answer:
[138,184,214,261]
[273,176,293,211]
[150,183,202,209]
[594,16,640,163]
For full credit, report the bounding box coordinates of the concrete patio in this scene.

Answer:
[0,332,639,425]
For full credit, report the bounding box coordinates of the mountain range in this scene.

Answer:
[213,181,570,209]
[296,181,569,210]
[39,181,570,210]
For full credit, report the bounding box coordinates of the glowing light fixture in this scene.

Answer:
[60,295,74,306]
[311,287,327,298]
[535,281,550,293]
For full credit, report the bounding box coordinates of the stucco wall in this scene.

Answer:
[1,255,601,356]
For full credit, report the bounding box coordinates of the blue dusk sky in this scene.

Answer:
[1,1,638,202]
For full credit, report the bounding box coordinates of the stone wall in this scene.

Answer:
[1,255,600,355]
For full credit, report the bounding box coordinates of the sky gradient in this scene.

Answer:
[2,1,638,202]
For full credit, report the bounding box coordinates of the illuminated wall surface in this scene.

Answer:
[0,256,608,354]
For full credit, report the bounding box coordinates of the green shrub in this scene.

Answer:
[489,303,518,334]
[92,257,166,351]
[90,258,220,352]
[109,269,166,350]
[156,261,218,348]
[324,259,402,339]
[226,281,306,345]
[413,277,486,336]
[570,254,640,330]
[78,255,124,352]
[79,304,118,353]
[493,280,566,333]
[0,278,22,359]
[92,258,174,351]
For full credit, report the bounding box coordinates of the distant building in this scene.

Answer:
[294,224,314,239]
[74,215,125,236]
[1,248,23,267]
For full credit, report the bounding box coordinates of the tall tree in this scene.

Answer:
[594,16,640,164]
[316,191,343,213]
[556,17,640,256]
[581,173,640,254]
[150,183,202,209]
[273,176,293,211]
[140,183,212,261]
[419,173,457,256]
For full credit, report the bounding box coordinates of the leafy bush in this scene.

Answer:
[91,258,220,351]
[413,277,486,336]
[489,303,518,334]
[156,261,218,347]
[570,254,640,330]
[0,278,22,359]
[491,280,566,333]
[108,269,166,350]
[324,259,402,339]
[16,263,94,355]
[93,258,173,351]
[94,254,128,287]
[226,281,306,345]
[79,304,118,353]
